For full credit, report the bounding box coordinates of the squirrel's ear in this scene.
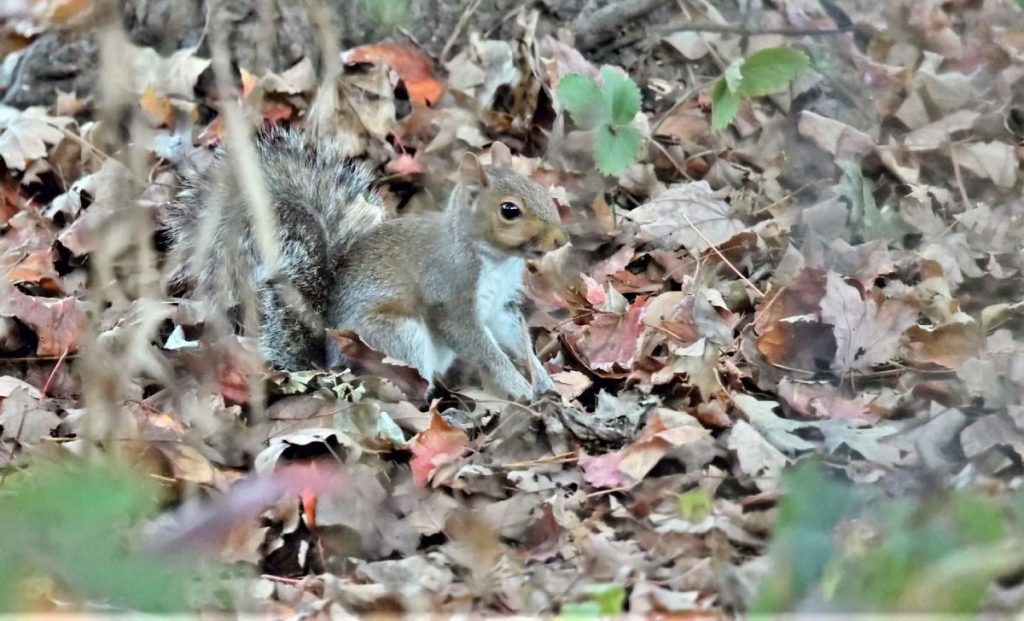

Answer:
[458,152,488,187]
[490,141,512,167]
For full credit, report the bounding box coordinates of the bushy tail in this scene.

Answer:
[163,126,385,368]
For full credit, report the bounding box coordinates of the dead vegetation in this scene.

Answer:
[2,0,1024,615]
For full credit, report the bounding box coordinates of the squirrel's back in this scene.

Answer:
[164,126,385,369]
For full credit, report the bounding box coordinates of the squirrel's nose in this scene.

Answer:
[538,227,568,252]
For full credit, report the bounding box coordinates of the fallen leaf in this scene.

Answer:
[0,105,73,171]
[409,413,470,487]
[733,394,816,454]
[819,419,901,465]
[0,386,60,446]
[624,182,745,255]
[343,43,444,106]
[580,450,632,489]
[0,283,88,356]
[727,420,788,491]
[820,273,917,373]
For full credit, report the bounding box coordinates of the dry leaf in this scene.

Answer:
[343,43,444,106]
[0,106,73,171]
[820,273,917,373]
[625,182,745,255]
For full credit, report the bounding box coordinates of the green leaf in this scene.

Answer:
[735,46,809,97]
[556,73,606,130]
[710,78,740,130]
[594,124,643,176]
[677,487,713,522]
[600,65,641,125]
[723,58,745,93]
[0,460,202,611]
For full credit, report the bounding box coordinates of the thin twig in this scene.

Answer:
[651,22,853,37]
[645,197,766,298]
[440,0,483,63]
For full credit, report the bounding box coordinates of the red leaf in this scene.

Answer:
[409,413,469,487]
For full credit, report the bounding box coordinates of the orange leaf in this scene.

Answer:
[344,43,444,106]
[139,85,174,126]
[409,412,469,486]
[240,68,258,99]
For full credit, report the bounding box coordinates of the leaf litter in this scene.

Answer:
[1,0,1024,615]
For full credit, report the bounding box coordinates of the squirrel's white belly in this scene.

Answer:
[475,254,525,322]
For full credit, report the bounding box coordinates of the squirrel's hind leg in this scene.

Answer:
[352,313,443,391]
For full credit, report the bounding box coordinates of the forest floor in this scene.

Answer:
[2,0,1024,616]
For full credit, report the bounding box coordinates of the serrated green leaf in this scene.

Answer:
[600,65,641,126]
[736,46,809,97]
[724,58,745,93]
[556,73,606,130]
[594,124,643,176]
[710,78,740,130]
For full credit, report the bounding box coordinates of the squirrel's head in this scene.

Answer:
[459,143,568,259]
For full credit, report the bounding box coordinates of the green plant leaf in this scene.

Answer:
[556,73,605,130]
[723,58,745,93]
[0,460,201,612]
[677,487,713,522]
[735,46,809,97]
[710,78,741,130]
[600,65,641,125]
[594,124,643,176]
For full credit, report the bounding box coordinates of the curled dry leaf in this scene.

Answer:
[343,43,444,106]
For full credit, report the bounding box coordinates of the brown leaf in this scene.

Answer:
[905,322,983,369]
[344,43,444,106]
[0,283,88,356]
[326,329,429,400]
[568,295,650,374]
[624,182,745,255]
[797,111,875,159]
[756,320,836,371]
[0,386,60,446]
[820,273,917,373]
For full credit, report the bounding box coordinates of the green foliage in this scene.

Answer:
[556,66,644,176]
[559,583,627,619]
[711,46,809,129]
[677,487,713,522]
[755,460,1024,614]
[0,460,202,612]
[359,0,411,29]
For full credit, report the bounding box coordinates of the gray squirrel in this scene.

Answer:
[165,127,567,399]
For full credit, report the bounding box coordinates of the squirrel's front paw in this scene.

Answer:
[500,372,535,401]
[532,370,555,396]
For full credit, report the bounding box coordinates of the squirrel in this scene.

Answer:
[165,126,568,400]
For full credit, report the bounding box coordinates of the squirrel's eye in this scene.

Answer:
[499,202,522,220]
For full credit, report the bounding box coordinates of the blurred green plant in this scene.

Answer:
[359,0,411,31]
[0,459,202,612]
[710,46,809,129]
[559,582,627,619]
[754,461,1024,614]
[556,66,644,176]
